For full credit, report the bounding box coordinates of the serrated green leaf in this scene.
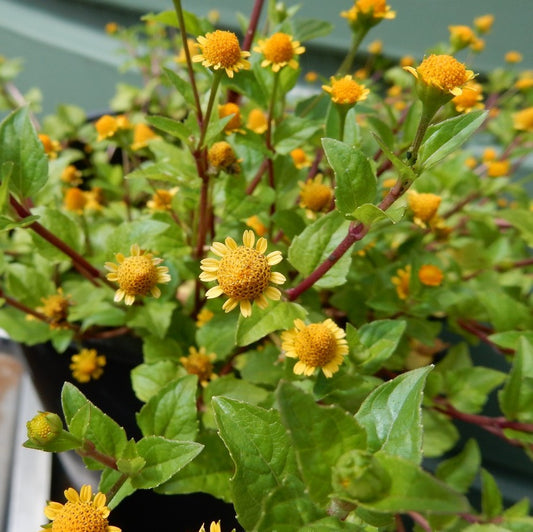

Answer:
[435,439,481,493]
[292,18,333,41]
[106,219,170,254]
[277,382,366,507]
[355,366,432,463]
[213,397,298,531]
[273,116,323,154]
[131,361,180,402]
[126,300,176,339]
[196,310,239,357]
[136,375,198,441]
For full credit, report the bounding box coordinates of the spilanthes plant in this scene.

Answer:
[0,1,532,530]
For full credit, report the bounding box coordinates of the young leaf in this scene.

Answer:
[435,439,481,494]
[480,468,503,519]
[147,115,192,143]
[355,366,432,463]
[163,67,196,108]
[131,361,180,403]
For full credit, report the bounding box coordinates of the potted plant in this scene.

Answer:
[1,1,532,530]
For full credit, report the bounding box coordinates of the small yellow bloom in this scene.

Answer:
[180,346,217,386]
[470,38,485,53]
[196,308,214,328]
[392,265,411,300]
[418,264,444,287]
[146,187,179,211]
[290,147,311,169]
[505,51,523,64]
[368,39,383,55]
[95,115,119,142]
[70,348,106,383]
[192,30,251,78]
[63,187,87,214]
[105,22,118,34]
[482,147,497,162]
[36,288,71,328]
[322,75,370,106]
[199,230,285,318]
[464,156,478,169]
[208,141,239,171]
[246,108,268,134]
[452,81,484,113]
[473,14,494,34]
[115,114,131,130]
[487,160,510,178]
[61,165,83,186]
[175,38,200,64]
[299,175,333,213]
[448,25,476,51]
[282,318,349,378]
[408,191,442,224]
[219,102,242,133]
[245,215,268,236]
[341,0,396,29]
[84,187,105,212]
[43,484,121,532]
[199,522,222,532]
[131,123,158,150]
[513,107,533,132]
[254,32,305,73]
[515,71,533,91]
[400,55,415,68]
[27,411,63,445]
[105,243,171,305]
[38,133,61,159]
[305,71,319,83]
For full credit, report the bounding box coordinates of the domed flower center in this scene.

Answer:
[417,54,469,91]
[201,30,243,68]
[408,192,441,222]
[293,323,338,367]
[208,141,237,168]
[300,182,332,212]
[116,255,160,296]
[50,501,109,532]
[263,33,295,64]
[330,78,366,104]
[217,247,271,300]
[357,0,387,16]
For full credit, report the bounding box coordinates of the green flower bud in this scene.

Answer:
[332,450,391,503]
[26,411,63,445]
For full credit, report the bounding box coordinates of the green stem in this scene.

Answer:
[196,71,223,150]
[337,29,369,76]
[106,473,129,507]
[336,105,348,142]
[407,101,440,166]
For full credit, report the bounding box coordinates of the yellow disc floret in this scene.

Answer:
[408,191,442,224]
[418,264,444,287]
[299,175,333,213]
[70,348,106,383]
[322,75,370,105]
[254,32,305,72]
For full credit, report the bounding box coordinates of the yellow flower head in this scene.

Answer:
[63,187,87,214]
[219,102,242,133]
[400,55,415,68]
[464,156,478,169]
[61,165,83,186]
[180,346,217,386]
[290,147,311,169]
[305,71,319,83]
[175,38,200,64]
[70,348,106,383]
[408,191,442,225]
[196,307,214,328]
[146,187,179,211]
[392,265,411,300]
[95,115,119,142]
[404,54,475,98]
[513,107,533,132]
[299,175,333,213]
[192,30,251,78]
[199,230,285,318]
[368,39,383,55]
[85,187,105,212]
[105,243,171,305]
[246,108,268,134]
[515,71,533,91]
[341,0,396,29]
[322,75,370,106]
[282,318,349,378]
[43,484,121,532]
[208,141,239,171]
[470,37,485,53]
[245,215,268,236]
[448,25,476,51]
[105,22,118,35]
[36,288,71,328]
[254,32,305,73]
[418,264,444,287]
[38,134,61,159]
[452,81,484,113]
[487,160,510,178]
[131,123,158,150]
[27,411,63,445]
[473,14,494,34]
[482,147,497,162]
[199,522,222,532]
[505,51,523,64]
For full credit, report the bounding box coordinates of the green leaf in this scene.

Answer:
[136,375,198,441]
[163,67,196,108]
[372,133,416,184]
[497,209,533,246]
[481,468,503,519]
[417,111,487,171]
[355,367,432,463]
[489,331,533,351]
[142,335,184,363]
[435,439,481,493]
[273,116,323,154]
[235,301,307,346]
[0,107,48,199]
[322,138,377,216]
[61,382,91,425]
[288,210,352,288]
[0,161,13,212]
[292,18,333,41]
[106,220,170,254]
[277,382,366,507]
[499,337,533,423]
[131,436,203,489]
[126,300,176,339]
[422,409,459,458]
[196,310,239,358]
[213,397,298,531]
[147,115,192,143]
[131,361,180,402]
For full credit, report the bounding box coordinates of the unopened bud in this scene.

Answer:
[26,411,63,445]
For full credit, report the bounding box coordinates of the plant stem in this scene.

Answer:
[106,473,129,507]
[457,319,515,355]
[337,29,369,76]
[196,71,222,151]
[407,101,439,166]
[78,440,118,470]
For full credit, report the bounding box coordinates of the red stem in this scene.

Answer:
[457,319,515,355]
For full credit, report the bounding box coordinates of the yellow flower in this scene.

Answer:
[27,411,63,445]
[95,115,119,142]
[282,318,349,378]
[199,522,222,532]
[487,160,510,178]
[245,215,268,236]
[515,71,533,91]
[505,51,523,64]
[448,25,476,51]
[392,265,411,300]
[290,147,311,169]
[513,107,533,132]
[192,30,251,78]
[43,484,121,532]
[407,191,442,224]
[254,32,305,73]
[38,134,61,159]
[175,38,200,64]
[63,187,87,214]
[341,0,396,28]
[299,175,333,213]
[131,123,158,150]
[199,230,285,318]
[208,141,239,172]
[196,308,214,327]
[246,108,268,134]
[146,187,179,211]
[404,54,475,97]
[470,38,485,53]
[400,55,415,68]
[482,147,497,162]
[464,156,478,169]
[84,187,105,212]
[305,71,319,83]
[418,264,444,287]
[61,165,83,186]
[368,39,383,55]
[105,243,171,305]
[36,288,71,328]
[105,22,118,34]
[322,75,369,105]
[70,348,106,383]
[180,346,217,386]
[473,14,494,34]
[452,81,484,113]
[218,102,242,133]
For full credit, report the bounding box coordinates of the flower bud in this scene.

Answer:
[26,411,63,445]
[332,450,391,502]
